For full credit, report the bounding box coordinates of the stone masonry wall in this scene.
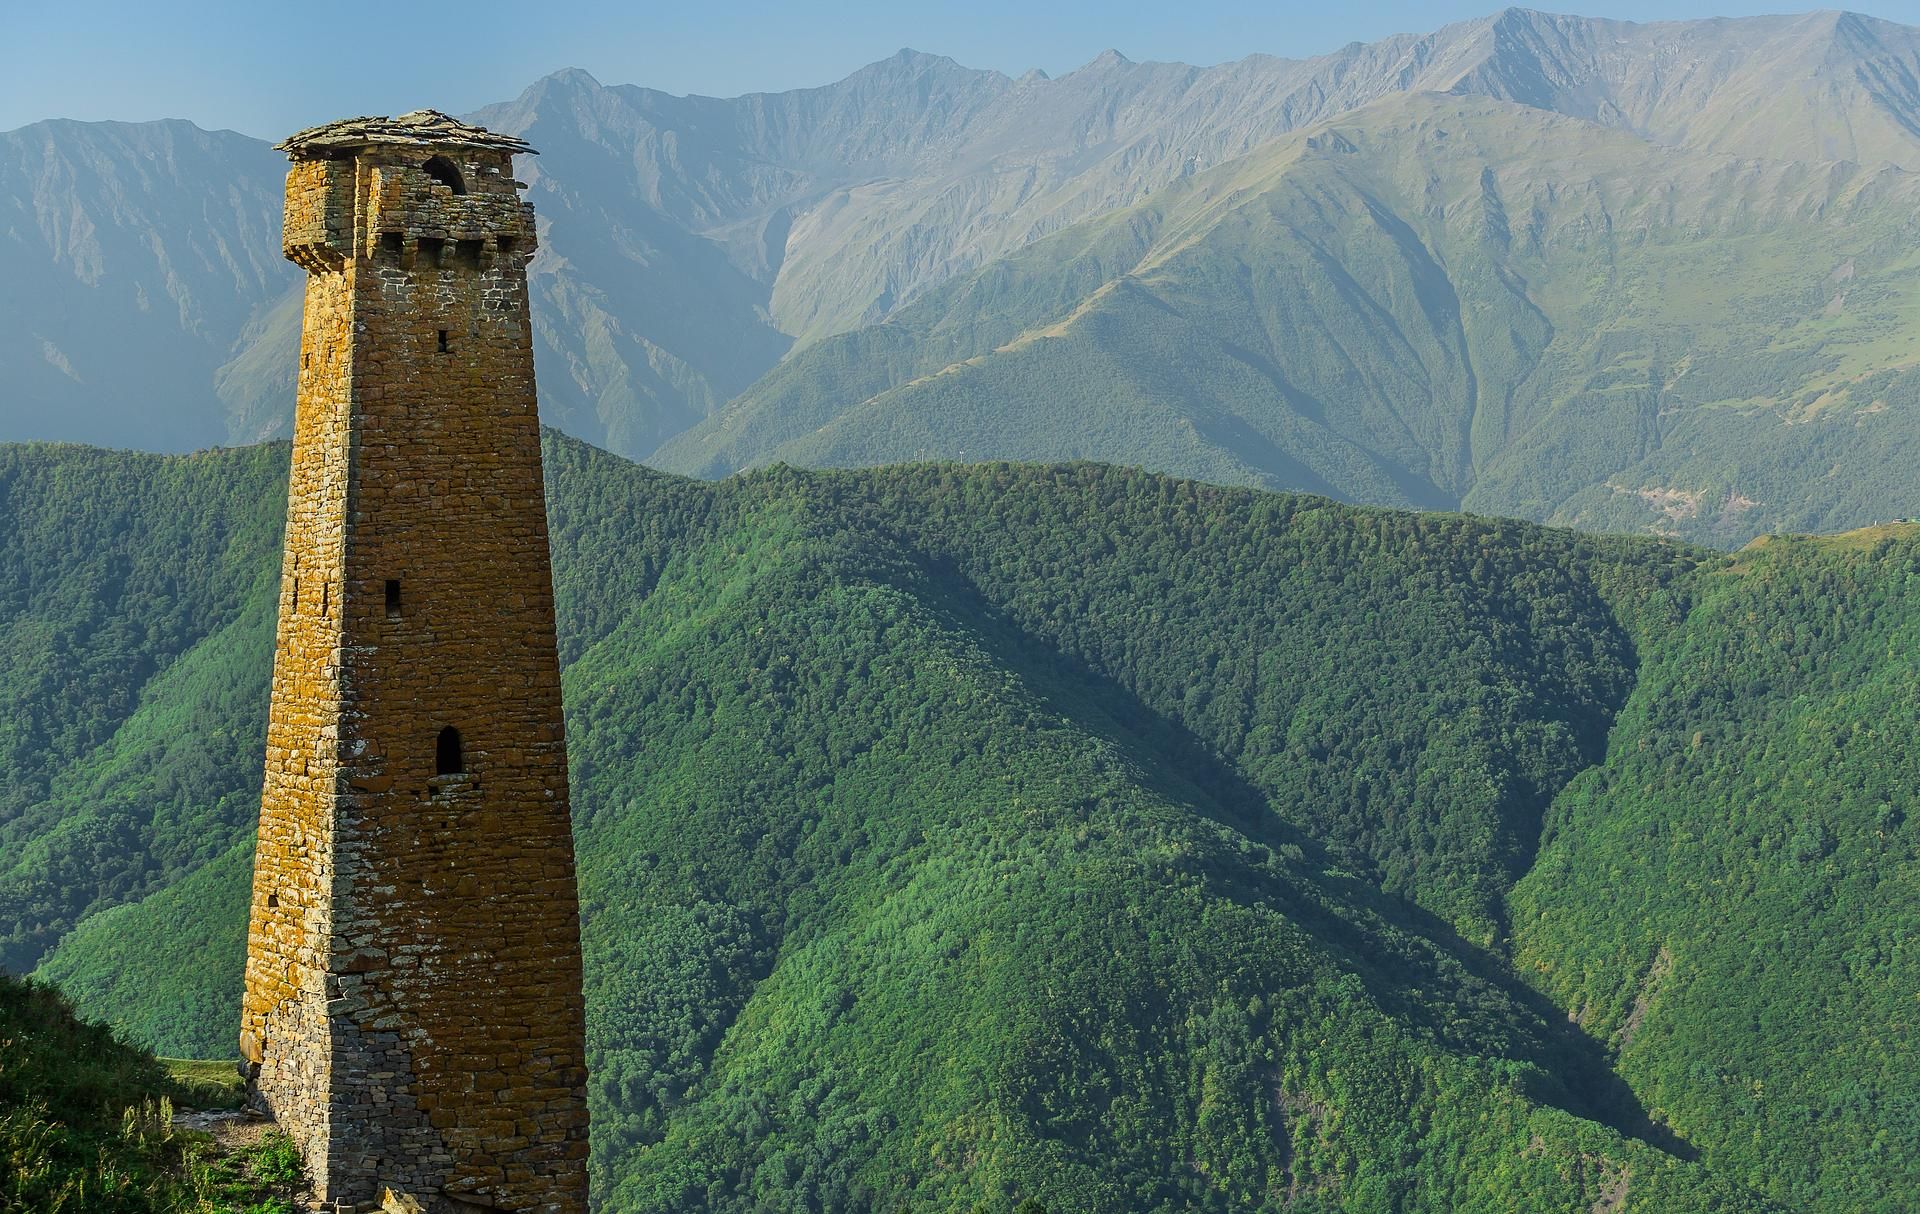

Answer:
[242,210,354,1200]
[245,137,589,1214]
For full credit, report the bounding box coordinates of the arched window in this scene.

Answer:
[422,155,466,195]
[435,726,464,776]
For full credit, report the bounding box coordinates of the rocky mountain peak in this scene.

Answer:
[17,8,1920,465]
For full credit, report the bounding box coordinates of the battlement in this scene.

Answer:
[280,112,536,274]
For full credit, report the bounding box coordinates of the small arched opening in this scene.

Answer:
[422,155,466,195]
[435,726,464,776]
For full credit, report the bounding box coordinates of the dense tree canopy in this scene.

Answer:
[6,435,1914,1210]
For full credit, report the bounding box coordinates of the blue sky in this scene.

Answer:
[7,0,1920,138]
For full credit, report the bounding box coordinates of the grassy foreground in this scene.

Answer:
[0,973,298,1213]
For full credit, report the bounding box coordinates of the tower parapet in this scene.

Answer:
[279,111,536,274]
[244,111,588,1214]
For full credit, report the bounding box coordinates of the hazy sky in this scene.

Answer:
[7,0,1920,138]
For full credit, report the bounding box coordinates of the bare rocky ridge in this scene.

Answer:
[651,88,1920,543]
[10,9,1920,467]
[0,120,291,449]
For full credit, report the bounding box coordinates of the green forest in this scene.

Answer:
[2,434,1915,1211]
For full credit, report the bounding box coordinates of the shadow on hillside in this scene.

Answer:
[915,552,1695,1162]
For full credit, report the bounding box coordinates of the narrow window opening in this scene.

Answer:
[291,576,300,610]
[454,239,483,269]
[266,892,279,908]
[436,329,450,353]
[496,235,516,258]
[422,155,466,195]
[385,579,402,617]
[378,231,405,258]
[435,726,464,776]
[319,583,329,617]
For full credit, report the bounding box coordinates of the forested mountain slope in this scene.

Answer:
[5,436,1916,1209]
[1511,525,1920,1211]
[657,92,1920,545]
[0,442,282,976]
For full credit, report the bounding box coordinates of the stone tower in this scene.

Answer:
[242,111,589,1214]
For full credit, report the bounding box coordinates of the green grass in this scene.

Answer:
[158,1061,244,1113]
[0,973,300,1213]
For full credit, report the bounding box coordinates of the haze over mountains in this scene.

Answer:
[8,7,1920,540]
[10,10,1920,1209]
[660,91,1920,543]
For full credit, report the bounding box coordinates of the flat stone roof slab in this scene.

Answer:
[278,110,534,158]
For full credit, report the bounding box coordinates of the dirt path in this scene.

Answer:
[172,1106,277,1150]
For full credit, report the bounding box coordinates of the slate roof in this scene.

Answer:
[277,110,535,158]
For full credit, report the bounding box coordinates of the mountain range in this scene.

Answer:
[8,8,1920,542]
[657,90,1920,542]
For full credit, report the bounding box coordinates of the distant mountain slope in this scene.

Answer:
[1439,9,1920,169]
[655,91,1920,545]
[0,121,294,449]
[482,9,1920,357]
[468,8,1920,455]
[16,9,1920,470]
